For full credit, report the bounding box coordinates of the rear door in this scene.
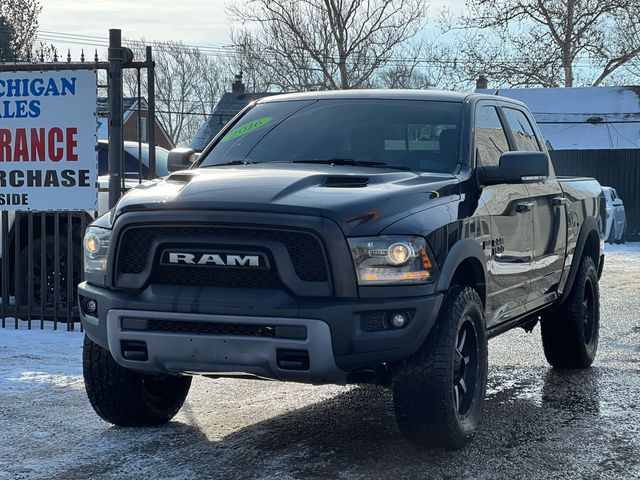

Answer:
[500,105,566,309]
[475,101,533,326]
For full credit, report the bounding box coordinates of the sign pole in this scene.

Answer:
[146,46,157,179]
[108,29,124,209]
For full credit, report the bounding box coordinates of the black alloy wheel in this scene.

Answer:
[453,316,480,416]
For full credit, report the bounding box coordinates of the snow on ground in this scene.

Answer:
[0,243,639,479]
[604,241,640,254]
[0,324,84,395]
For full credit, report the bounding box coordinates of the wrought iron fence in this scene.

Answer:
[0,211,92,329]
[0,29,157,330]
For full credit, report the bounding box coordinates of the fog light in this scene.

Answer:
[389,312,408,328]
[84,298,97,314]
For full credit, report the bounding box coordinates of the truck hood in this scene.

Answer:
[112,164,460,235]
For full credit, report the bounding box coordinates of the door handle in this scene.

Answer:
[515,202,534,213]
[552,196,569,206]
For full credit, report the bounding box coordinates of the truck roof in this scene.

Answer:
[256,89,527,107]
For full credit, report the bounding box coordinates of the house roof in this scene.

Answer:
[97,97,149,120]
[477,86,640,150]
[190,91,274,152]
[95,96,174,148]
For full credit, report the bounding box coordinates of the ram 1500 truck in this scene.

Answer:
[79,90,604,449]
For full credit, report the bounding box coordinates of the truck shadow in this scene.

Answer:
[160,367,603,479]
[57,366,607,480]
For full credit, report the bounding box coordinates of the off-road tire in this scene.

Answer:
[541,256,600,368]
[392,287,488,450]
[83,335,192,426]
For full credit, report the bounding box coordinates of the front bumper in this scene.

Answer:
[79,282,443,384]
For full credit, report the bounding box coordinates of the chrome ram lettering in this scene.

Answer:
[168,252,260,267]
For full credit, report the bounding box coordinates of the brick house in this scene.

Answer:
[97,97,175,150]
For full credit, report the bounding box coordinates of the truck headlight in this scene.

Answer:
[347,236,437,285]
[83,226,111,274]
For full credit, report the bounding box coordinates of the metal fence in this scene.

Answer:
[550,149,640,240]
[0,29,156,329]
[0,211,92,329]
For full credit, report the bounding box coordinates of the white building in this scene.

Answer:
[478,86,640,150]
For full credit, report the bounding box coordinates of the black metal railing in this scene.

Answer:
[0,211,92,330]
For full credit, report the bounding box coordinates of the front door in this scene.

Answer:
[500,106,566,309]
[475,102,533,327]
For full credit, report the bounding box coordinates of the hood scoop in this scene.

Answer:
[323,176,370,188]
[166,172,196,184]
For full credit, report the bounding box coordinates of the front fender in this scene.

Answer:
[435,238,488,305]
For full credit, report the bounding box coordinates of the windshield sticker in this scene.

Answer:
[221,116,273,142]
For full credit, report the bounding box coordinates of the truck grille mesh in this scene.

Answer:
[153,264,284,289]
[147,319,277,337]
[116,225,329,285]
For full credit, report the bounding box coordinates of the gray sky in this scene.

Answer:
[39,0,232,56]
[38,0,465,59]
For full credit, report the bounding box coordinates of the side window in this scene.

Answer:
[475,105,509,167]
[503,108,541,152]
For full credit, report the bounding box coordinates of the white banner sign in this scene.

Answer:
[0,70,97,211]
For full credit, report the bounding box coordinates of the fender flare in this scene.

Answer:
[559,216,601,304]
[435,238,488,306]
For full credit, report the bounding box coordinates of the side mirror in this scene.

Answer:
[478,151,550,186]
[167,148,196,172]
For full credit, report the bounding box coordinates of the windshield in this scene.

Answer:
[198,99,463,173]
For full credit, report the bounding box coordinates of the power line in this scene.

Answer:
[33,30,623,69]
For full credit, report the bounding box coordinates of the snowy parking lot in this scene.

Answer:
[1,244,640,479]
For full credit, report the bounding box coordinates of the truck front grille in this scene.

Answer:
[115,225,329,289]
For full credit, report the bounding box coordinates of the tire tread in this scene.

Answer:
[541,256,599,368]
[83,336,191,426]
[393,287,487,449]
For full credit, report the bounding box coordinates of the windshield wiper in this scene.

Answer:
[203,160,256,167]
[285,159,411,171]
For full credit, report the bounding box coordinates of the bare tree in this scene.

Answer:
[1,0,41,60]
[227,0,428,91]
[445,0,640,88]
[375,40,452,89]
[124,40,228,147]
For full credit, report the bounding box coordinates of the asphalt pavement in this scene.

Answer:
[1,245,639,479]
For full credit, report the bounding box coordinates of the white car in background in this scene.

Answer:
[603,186,626,244]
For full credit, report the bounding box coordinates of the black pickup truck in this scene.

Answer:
[79,90,604,449]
